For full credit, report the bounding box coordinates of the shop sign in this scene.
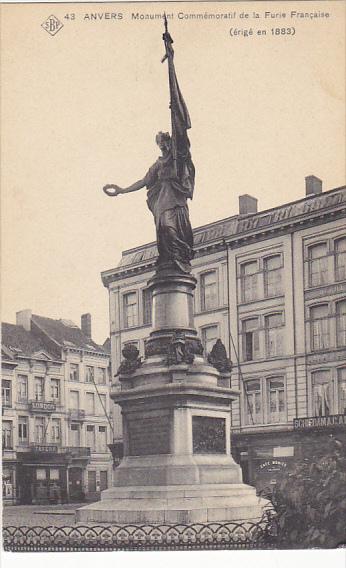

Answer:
[30,401,56,412]
[31,444,58,453]
[293,414,346,430]
[257,460,287,473]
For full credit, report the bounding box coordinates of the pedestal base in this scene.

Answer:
[76,482,267,524]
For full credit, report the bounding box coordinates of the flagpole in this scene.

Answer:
[162,14,178,178]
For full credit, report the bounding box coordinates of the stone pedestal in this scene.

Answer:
[77,270,268,523]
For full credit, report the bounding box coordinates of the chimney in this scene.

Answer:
[239,194,258,215]
[81,313,92,338]
[16,309,32,331]
[305,175,322,196]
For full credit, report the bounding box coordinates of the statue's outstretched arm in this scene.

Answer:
[103,179,145,197]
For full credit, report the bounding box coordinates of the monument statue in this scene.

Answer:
[78,19,268,526]
[103,17,195,274]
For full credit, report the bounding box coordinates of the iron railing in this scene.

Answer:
[3,515,278,551]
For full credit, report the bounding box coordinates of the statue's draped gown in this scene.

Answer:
[144,150,194,273]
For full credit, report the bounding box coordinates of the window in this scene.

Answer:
[17,375,28,402]
[18,416,28,445]
[336,300,346,347]
[201,325,219,356]
[264,255,283,297]
[142,288,152,325]
[310,305,330,351]
[50,379,60,401]
[85,366,94,383]
[335,237,346,281]
[267,378,285,423]
[96,367,106,385]
[308,243,328,287]
[69,390,79,410]
[88,470,96,493]
[312,371,332,416]
[265,313,284,357]
[70,423,80,446]
[245,381,262,425]
[338,368,346,414]
[97,426,107,453]
[2,421,13,449]
[97,394,107,415]
[69,363,79,382]
[242,318,260,361]
[86,425,96,451]
[200,271,218,311]
[34,377,44,401]
[2,380,12,407]
[86,392,95,415]
[51,418,61,444]
[123,292,137,328]
[35,417,45,443]
[241,261,258,302]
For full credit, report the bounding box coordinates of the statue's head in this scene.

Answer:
[156,131,171,154]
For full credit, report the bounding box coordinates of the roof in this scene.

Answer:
[1,322,56,359]
[103,337,111,354]
[32,314,106,354]
[103,185,346,280]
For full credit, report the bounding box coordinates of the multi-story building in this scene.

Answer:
[2,311,112,505]
[101,176,346,492]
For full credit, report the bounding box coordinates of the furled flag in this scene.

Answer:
[162,16,195,198]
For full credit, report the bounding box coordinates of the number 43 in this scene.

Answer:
[64,14,76,20]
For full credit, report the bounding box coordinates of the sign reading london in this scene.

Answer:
[293,414,346,430]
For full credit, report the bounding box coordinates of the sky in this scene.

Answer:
[1,0,345,344]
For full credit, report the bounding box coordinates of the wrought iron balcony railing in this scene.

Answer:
[67,409,86,420]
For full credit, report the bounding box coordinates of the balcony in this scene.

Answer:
[67,409,86,421]
[29,400,56,413]
[65,446,91,459]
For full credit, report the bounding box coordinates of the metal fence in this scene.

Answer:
[3,515,278,551]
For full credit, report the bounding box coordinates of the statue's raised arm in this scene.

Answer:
[103,18,194,275]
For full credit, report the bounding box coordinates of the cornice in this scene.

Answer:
[101,186,346,287]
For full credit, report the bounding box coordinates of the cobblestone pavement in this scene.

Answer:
[3,503,86,527]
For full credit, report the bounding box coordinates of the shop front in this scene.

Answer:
[231,415,346,496]
[17,445,70,505]
[2,460,17,505]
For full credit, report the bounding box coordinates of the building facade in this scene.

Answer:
[101,177,346,493]
[2,312,113,505]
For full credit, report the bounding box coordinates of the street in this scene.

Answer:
[2,503,85,527]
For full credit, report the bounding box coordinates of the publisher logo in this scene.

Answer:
[41,15,64,36]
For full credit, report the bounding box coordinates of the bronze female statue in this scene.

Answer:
[103,131,195,274]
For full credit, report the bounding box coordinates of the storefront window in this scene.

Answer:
[2,468,14,498]
[312,371,332,416]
